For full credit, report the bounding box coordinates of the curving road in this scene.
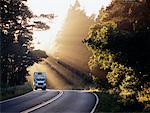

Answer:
[0,90,59,113]
[0,90,98,113]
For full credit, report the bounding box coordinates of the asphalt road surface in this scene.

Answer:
[0,90,98,113]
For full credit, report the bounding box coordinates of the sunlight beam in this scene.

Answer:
[27,0,112,53]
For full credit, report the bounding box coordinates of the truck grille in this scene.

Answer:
[38,83,43,85]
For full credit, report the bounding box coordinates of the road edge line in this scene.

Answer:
[0,91,33,104]
[90,93,99,113]
[20,91,63,113]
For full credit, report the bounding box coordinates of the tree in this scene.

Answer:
[54,0,94,72]
[83,20,149,102]
[84,0,150,101]
[98,0,150,31]
[1,0,48,87]
[97,0,150,90]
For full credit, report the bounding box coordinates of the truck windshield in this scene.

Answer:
[37,78,45,81]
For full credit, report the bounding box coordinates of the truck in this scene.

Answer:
[34,72,46,90]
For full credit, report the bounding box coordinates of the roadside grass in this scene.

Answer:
[93,89,148,113]
[94,91,122,113]
[0,82,33,101]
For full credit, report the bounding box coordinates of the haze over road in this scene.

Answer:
[0,90,98,113]
[28,56,92,90]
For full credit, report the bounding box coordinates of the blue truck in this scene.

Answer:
[34,72,46,90]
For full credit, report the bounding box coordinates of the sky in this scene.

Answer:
[27,0,111,53]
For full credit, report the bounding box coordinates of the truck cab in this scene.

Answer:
[34,72,46,90]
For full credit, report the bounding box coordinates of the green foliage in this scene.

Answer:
[83,21,145,100]
[84,0,150,112]
[85,22,117,51]
[95,91,145,112]
[1,0,48,87]
[92,76,110,89]
[33,21,50,30]
[0,82,32,101]
[98,0,150,31]
[95,92,122,112]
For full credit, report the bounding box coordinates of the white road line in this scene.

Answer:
[0,91,33,104]
[20,91,63,113]
[90,93,99,113]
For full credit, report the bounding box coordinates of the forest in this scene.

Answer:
[83,0,150,112]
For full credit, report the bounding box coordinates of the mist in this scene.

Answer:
[53,1,95,72]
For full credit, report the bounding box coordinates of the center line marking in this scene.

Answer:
[20,91,63,113]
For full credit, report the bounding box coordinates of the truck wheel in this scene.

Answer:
[42,87,46,90]
[35,87,37,90]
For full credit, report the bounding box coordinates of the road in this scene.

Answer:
[0,57,98,113]
[0,90,98,113]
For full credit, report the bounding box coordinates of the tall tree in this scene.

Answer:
[1,0,47,87]
[55,0,94,72]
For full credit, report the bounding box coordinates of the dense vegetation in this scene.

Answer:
[1,0,48,87]
[84,0,150,112]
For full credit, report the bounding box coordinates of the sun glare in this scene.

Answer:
[27,0,111,53]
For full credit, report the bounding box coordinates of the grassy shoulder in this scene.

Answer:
[0,82,32,101]
[93,90,149,113]
[94,91,122,113]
